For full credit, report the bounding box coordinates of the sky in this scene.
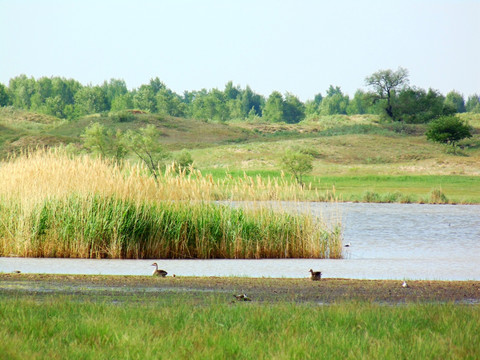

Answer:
[1,0,479,101]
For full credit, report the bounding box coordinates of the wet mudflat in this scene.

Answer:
[1,273,479,304]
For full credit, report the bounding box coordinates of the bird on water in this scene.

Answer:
[151,262,168,277]
[309,269,322,281]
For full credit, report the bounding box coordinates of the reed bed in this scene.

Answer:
[0,148,322,203]
[0,149,342,259]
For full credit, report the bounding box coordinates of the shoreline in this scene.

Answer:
[2,273,479,304]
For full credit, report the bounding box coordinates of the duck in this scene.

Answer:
[151,262,168,277]
[344,242,351,247]
[309,269,322,281]
[233,293,251,301]
[402,281,409,288]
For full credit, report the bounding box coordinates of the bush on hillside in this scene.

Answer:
[426,115,472,150]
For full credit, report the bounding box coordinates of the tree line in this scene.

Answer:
[1,68,479,123]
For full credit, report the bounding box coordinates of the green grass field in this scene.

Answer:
[1,295,479,359]
[204,169,480,203]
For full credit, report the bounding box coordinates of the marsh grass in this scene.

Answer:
[428,188,449,204]
[1,296,479,359]
[0,149,342,259]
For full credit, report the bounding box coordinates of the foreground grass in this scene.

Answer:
[1,295,479,359]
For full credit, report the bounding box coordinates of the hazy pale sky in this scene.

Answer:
[1,0,479,100]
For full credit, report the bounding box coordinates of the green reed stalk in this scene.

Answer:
[0,194,342,259]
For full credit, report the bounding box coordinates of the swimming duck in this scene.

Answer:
[151,262,168,277]
[309,269,322,281]
[233,293,251,301]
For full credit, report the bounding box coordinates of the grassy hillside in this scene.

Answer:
[1,107,479,203]
[0,107,256,155]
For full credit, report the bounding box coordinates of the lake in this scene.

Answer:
[1,203,479,280]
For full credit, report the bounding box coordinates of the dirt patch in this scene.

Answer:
[1,273,479,304]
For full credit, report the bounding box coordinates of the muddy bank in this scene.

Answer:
[1,273,479,304]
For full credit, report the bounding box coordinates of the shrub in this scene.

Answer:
[426,115,472,149]
[109,111,134,123]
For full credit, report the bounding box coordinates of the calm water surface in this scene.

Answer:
[1,203,479,280]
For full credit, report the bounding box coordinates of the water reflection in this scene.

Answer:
[1,203,479,280]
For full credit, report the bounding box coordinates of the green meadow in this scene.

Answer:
[206,170,480,203]
[1,295,479,360]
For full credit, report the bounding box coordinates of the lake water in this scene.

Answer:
[1,203,479,280]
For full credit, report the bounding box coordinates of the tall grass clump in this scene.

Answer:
[0,149,342,259]
[428,188,449,204]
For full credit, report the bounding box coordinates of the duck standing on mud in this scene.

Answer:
[309,269,322,281]
[151,262,168,277]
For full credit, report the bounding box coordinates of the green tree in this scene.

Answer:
[51,77,81,109]
[225,97,246,119]
[392,87,454,123]
[280,149,313,186]
[73,86,108,117]
[30,77,53,111]
[0,83,10,106]
[133,85,156,113]
[313,93,323,106]
[283,93,305,123]
[426,115,472,150]
[102,79,128,109]
[466,94,480,113]
[111,93,134,112]
[8,74,36,109]
[191,89,229,121]
[445,91,466,113]
[365,67,409,120]
[42,95,68,118]
[240,86,263,117]
[156,88,186,117]
[304,93,323,117]
[149,77,166,94]
[319,86,349,115]
[263,91,284,122]
[304,100,319,117]
[224,81,241,100]
[122,125,169,180]
[81,122,126,161]
[326,85,342,97]
[347,89,373,115]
